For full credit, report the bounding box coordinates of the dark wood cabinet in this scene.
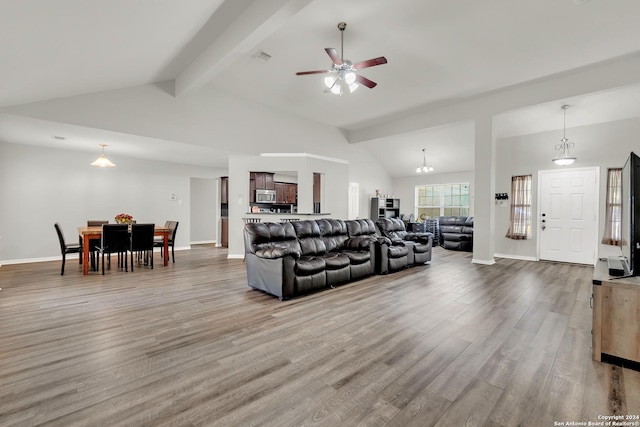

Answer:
[265,173,275,190]
[249,178,256,203]
[220,176,228,204]
[285,184,297,204]
[275,182,297,204]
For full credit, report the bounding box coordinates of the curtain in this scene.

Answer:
[602,168,622,245]
[505,175,532,240]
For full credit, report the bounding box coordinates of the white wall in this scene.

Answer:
[0,141,223,263]
[190,177,218,244]
[494,116,640,260]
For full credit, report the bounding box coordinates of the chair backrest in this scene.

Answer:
[87,220,109,226]
[130,224,155,251]
[169,221,179,241]
[101,224,129,253]
[54,223,67,251]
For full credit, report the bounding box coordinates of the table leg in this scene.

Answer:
[163,232,169,266]
[83,235,90,275]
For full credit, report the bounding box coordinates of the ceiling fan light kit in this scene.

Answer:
[296,22,387,95]
[552,104,577,166]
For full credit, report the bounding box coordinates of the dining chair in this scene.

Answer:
[54,223,83,275]
[96,224,129,274]
[130,223,155,271]
[86,220,108,271]
[154,221,179,263]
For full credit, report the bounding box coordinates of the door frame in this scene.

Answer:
[536,166,600,265]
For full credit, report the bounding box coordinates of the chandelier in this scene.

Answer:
[553,105,577,166]
[416,148,434,173]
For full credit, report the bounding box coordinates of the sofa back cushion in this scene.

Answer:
[316,219,348,252]
[376,218,408,241]
[292,220,327,255]
[244,222,301,254]
[345,218,377,237]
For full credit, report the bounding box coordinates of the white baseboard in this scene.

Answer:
[1,246,191,266]
[472,258,496,265]
[227,254,244,259]
[190,240,216,245]
[494,253,538,262]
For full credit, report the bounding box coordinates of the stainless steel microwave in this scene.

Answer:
[255,189,276,203]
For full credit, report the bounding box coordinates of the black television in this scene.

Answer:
[620,152,640,276]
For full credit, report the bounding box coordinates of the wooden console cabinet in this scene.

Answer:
[592,261,640,365]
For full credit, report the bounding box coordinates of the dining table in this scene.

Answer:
[77,225,171,275]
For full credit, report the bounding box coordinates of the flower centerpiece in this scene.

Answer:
[115,213,133,224]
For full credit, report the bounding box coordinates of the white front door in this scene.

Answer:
[538,167,599,265]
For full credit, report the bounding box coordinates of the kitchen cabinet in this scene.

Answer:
[251,172,275,191]
[275,182,298,204]
[220,176,228,204]
[221,217,228,248]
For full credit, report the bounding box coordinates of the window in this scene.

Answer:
[602,168,622,246]
[505,175,532,240]
[415,183,470,220]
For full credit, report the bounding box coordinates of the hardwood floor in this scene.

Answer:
[0,246,638,426]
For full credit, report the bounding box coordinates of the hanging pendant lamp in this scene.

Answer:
[553,105,576,166]
[416,148,434,173]
[90,144,116,167]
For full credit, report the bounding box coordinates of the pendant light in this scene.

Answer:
[416,148,434,173]
[90,144,116,167]
[553,105,576,166]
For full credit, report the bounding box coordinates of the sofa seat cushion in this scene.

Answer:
[321,252,350,270]
[342,250,371,265]
[441,232,471,242]
[295,256,326,275]
[388,245,409,258]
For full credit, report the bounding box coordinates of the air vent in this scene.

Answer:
[252,51,272,62]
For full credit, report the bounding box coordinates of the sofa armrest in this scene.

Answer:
[404,232,433,244]
[255,246,300,259]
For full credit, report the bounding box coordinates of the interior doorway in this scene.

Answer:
[538,167,599,265]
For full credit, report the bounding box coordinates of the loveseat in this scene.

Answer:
[438,216,473,251]
[244,219,377,300]
[346,219,409,274]
[375,218,433,265]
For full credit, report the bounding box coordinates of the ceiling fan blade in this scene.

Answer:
[353,56,387,70]
[325,48,343,65]
[296,70,330,75]
[355,74,377,89]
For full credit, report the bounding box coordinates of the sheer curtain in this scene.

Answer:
[505,175,532,240]
[602,168,622,245]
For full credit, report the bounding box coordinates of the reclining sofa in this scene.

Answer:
[243,218,433,300]
[375,218,434,265]
[438,216,473,251]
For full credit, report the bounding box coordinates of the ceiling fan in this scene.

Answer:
[295,22,387,95]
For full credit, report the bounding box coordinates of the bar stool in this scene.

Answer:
[280,218,300,222]
[243,218,262,224]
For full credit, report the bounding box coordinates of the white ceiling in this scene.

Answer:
[1,0,640,177]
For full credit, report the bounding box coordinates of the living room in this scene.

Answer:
[1,1,640,425]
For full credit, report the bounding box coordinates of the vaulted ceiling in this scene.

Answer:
[1,0,640,177]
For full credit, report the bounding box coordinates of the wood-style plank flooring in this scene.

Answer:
[0,246,639,426]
